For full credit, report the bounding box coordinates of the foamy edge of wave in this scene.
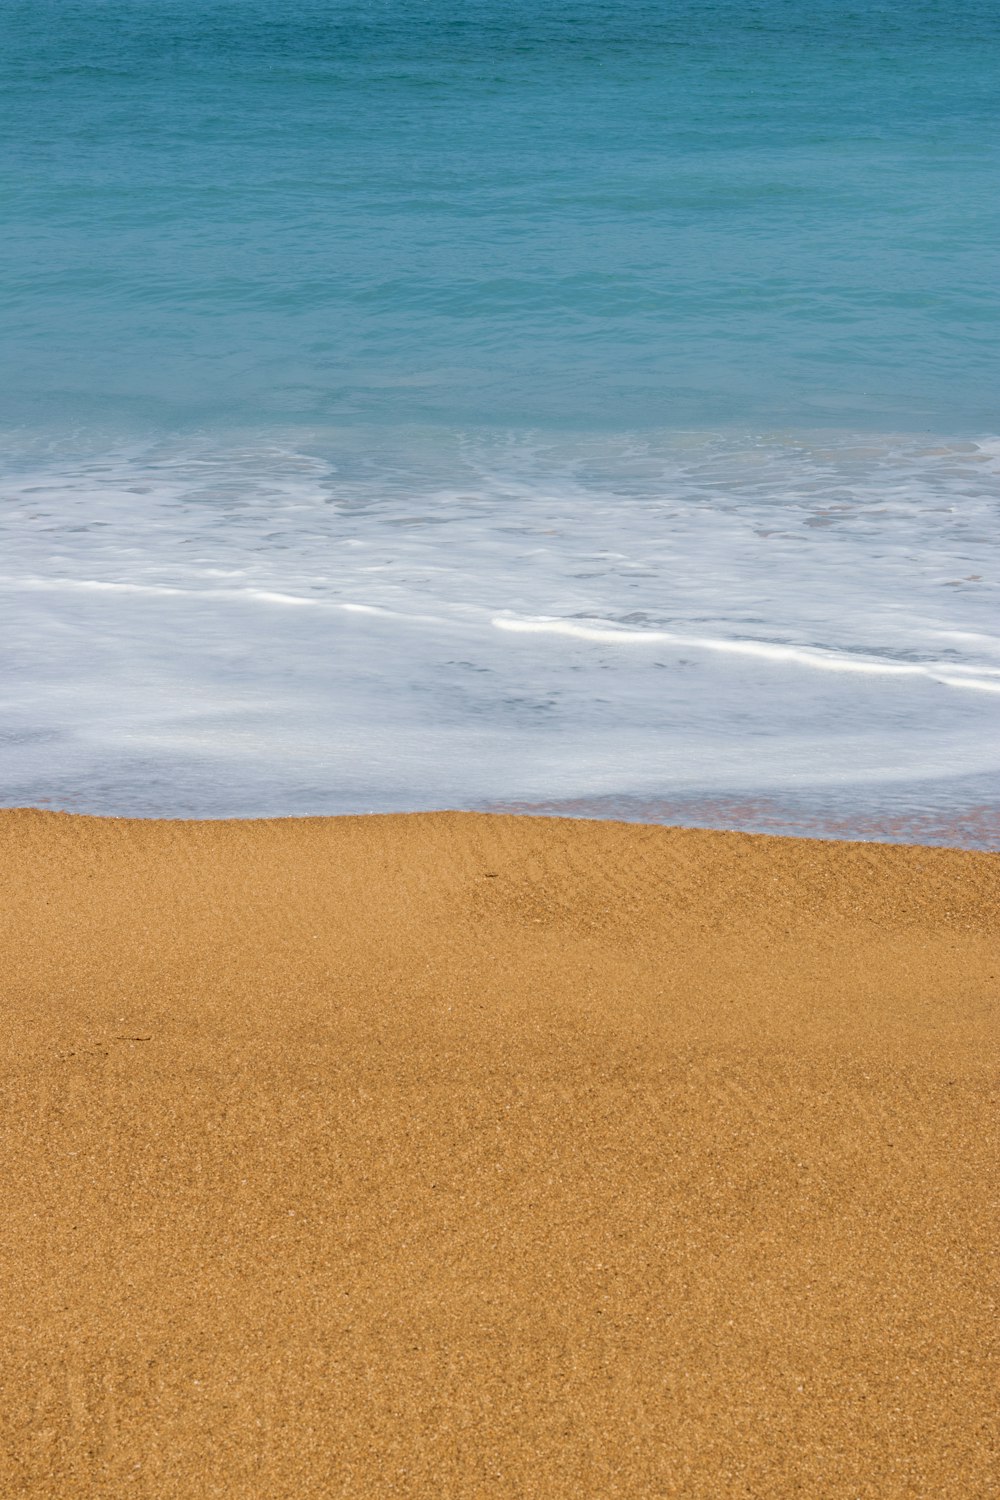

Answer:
[492,616,1000,694]
[1,574,403,616]
[5,575,1000,695]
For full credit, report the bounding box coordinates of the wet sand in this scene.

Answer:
[1,809,996,1498]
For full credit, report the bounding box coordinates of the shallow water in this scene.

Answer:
[2,2,998,841]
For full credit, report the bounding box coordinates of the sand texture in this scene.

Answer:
[0,809,997,1498]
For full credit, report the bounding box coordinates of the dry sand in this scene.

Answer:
[0,809,996,1498]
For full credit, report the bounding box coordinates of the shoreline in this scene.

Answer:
[2,809,996,1496]
[9,790,1000,852]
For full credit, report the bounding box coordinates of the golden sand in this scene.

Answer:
[1,809,996,1497]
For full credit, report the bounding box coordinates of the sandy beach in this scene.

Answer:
[1,808,996,1498]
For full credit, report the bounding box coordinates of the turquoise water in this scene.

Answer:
[2,1,999,838]
[5,0,999,433]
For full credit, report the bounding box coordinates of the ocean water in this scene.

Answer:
[2,0,999,841]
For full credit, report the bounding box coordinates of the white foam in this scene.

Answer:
[11,574,1000,694]
[1,575,400,619]
[1,426,998,817]
[491,616,1000,691]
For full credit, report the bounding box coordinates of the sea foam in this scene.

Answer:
[1,429,998,838]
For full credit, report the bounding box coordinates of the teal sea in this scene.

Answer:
[2,0,999,840]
